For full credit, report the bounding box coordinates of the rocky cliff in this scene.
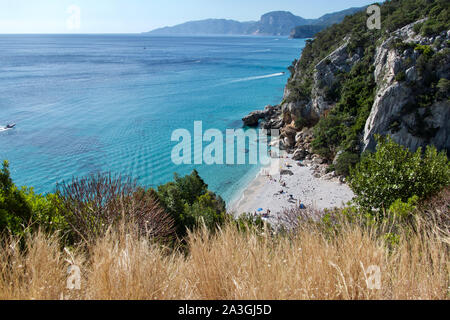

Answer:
[363,20,450,152]
[243,0,450,178]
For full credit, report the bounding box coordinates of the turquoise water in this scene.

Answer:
[0,34,305,204]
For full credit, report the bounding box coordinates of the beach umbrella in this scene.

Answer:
[257,208,263,212]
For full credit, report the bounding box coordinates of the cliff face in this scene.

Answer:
[247,11,309,36]
[363,21,450,152]
[243,3,450,178]
[283,36,363,124]
[282,21,449,152]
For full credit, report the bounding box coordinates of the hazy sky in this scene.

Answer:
[0,0,379,34]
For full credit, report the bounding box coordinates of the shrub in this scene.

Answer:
[294,116,309,130]
[335,152,360,177]
[0,161,65,237]
[436,78,450,100]
[233,213,266,232]
[412,22,424,34]
[349,135,450,213]
[285,79,312,103]
[312,114,348,160]
[22,190,67,236]
[156,170,226,237]
[0,161,33,235]
[56,173,175,244]
[395,71,406,82]
[414,44,433,57]
[388,195,419,219]
[184,192,226,231]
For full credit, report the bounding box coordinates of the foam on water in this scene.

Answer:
[229,72,285,83]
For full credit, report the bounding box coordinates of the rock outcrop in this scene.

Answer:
[363,20,450,152]
[242,105,282,127]
[277,36,363,128]
[242,110,266,127]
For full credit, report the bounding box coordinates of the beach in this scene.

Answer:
[230,153,355,217]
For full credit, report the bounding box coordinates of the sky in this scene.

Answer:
[0,0,379,34]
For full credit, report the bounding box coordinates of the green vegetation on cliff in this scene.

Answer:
[286,0,449,165]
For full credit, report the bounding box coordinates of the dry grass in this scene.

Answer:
[0,206,448,300]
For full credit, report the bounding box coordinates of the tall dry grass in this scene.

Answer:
[0,210,448,300]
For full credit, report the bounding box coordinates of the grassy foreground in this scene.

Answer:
[1,194,448,300]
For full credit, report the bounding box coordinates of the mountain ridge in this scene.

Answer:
[146,8,365,36]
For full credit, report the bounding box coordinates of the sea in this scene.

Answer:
[0,34,305,205]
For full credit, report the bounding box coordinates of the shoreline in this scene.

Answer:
[229,152,354,218]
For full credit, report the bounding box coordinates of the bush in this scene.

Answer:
[395,71,406,82]
[414,44,433,57]
[349,135,450,213]
[312,114,348,160]
[311,57,376,159]
[294,116,309,130]
[0,161,65,237]
[335,152,360,177]
[436,78,450,100]
[57,173,175,244]
[285,79,312,103]
[22,189,67,236]
[156,170,227,237]
[233,213,267,233]
[388,195,419,219]
[0,161,33,235]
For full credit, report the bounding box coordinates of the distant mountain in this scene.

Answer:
[246,11,313,36]
[147,19,255,35]
[146,8,366,36]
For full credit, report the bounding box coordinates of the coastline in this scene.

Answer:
[229,152,354,217]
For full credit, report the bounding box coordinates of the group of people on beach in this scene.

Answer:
[255,157,307,219]
[254,209,271,218]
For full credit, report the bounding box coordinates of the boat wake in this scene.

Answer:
[229,72,285,83]
[0,124,15,132]
[251,49,272,53]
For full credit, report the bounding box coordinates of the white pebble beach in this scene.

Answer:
[230,153,355,217]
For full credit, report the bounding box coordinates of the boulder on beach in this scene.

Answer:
[280,169,294,176]
[292,148,307,160]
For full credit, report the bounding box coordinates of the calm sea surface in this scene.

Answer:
[0,34,305,204]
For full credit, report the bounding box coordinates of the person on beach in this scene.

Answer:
[298,200,306,209]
